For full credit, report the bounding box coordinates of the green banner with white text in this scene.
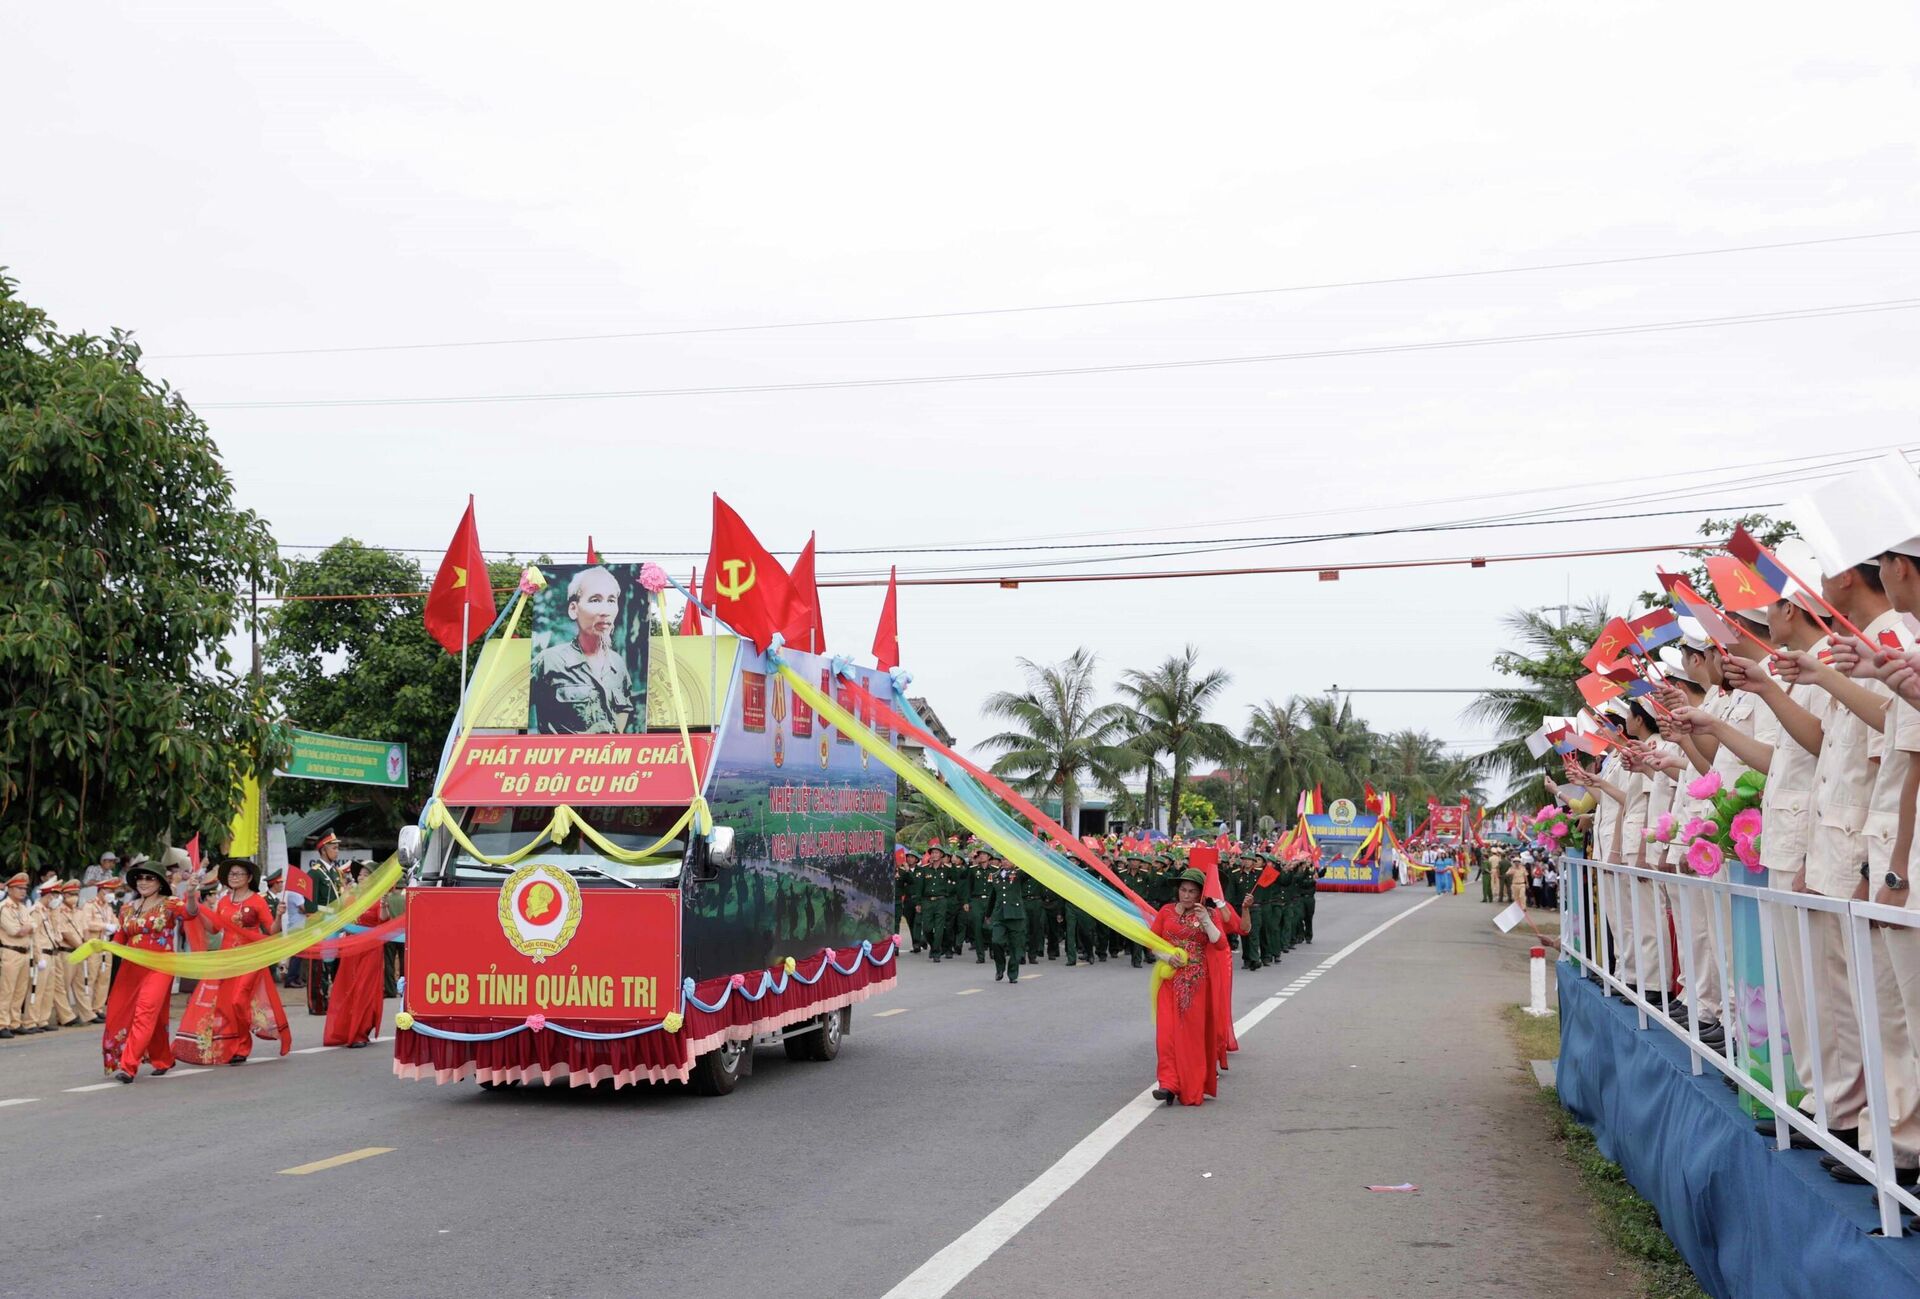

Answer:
[278,728,408,789]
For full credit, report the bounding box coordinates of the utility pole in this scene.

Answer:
[251,578,269,876]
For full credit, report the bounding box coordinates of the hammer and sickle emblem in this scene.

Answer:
[716,558,756,601]
[1734,568,1756,595]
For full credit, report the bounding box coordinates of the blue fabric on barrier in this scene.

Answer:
[1557,962,1920,1298]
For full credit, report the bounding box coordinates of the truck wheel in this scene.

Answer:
[691,1039,747,1096]
[804,1008,846,1062]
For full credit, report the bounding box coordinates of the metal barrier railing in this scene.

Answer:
[1557,854,1920,1239]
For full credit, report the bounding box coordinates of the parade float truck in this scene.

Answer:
[391,570,901,1095]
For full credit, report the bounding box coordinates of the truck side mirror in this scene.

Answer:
[707,825,737,869]
[396,825,424,868]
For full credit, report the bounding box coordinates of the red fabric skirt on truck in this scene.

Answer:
[392,940,899,1088]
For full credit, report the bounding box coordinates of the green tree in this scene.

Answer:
[978,648,1135,834]
[1244,695,1326,820]
[1466,597,1612,805]
[1639,511,1799,610]
[1301,693,1378,801]
[0,273,283,870]
[1177,788,1218,832]
[265,540,522,826]
[1117,647,1236,834]
[896,782,962,846]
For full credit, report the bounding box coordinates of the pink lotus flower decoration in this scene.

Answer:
[1551,822,1570,838]
[517,565,547,595]
[1682,817,1711,842]
[1686,771,1723,800]
[639,562,671,593]
[1732,834,1762,872]
[1536,805,1557,821]
[1730,808,1763,840]
[1687,838,1724,877]
[730,973,747,988]
[525,1013,547,1031]
[1739,983,1771,1046]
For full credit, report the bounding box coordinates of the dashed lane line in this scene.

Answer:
[872,1008,909,1018]
[0,1098,37,1108]
[279,1147,395,1176]
[880,894,1441,1299]
[65,1082,121,1093]
[956,989,982,996]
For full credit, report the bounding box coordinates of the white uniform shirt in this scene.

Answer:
[1807,609,1904,898]
[1755,638,1831,874]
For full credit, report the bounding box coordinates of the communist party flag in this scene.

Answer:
[1582,617,1635,672]
[780,533,827,653]
[283,862,314,902]
[873,565,900,671]
[1575,671,1626,709]
[1702,554,1780,612]
[424,496,496,654]
[701,495,793,651]
[680,567,704,635]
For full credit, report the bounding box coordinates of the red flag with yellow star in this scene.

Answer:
[424,496,496,654]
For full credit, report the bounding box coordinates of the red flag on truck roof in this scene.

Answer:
[780,533,826,653]
[680,567,704,635]
[424,497,496,655]
[701,495,793,652]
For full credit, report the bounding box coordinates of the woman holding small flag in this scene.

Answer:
[172,858,291,1065]
[1150,867,1227,1106]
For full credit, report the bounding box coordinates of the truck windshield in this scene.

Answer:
[445,805,689,886]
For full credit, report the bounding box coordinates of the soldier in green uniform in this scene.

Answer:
[1121,855,1149,967]
[988,860,1028,984]
[1239,857,1267,970]
[897,850,921,952]
[1476,844,1493,903]
[914,845,954,963]
[963,848,995,963]
[1019,868,1048,962]
[304,833,345,1015]
[1299,859,1316,943]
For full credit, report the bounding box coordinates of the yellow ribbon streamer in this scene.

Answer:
[425,800,698,868]
[652,590,711,837]
[67,857,406,976]
[775,663,1180,962]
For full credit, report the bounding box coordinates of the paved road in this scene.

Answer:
[1,890,1616,1298]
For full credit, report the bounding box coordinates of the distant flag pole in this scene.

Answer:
[424,495,496,692]
[681,567,704,635]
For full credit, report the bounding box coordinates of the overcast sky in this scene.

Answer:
[8,3,1920,783]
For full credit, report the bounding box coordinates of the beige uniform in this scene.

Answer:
[1804,608,1904,1132]
[1755,643,1830,1099]
[28,901,78,1028]
[0,897,31,1030]
[57,904,90,1017]
[1859,652,1920,1166]
[83,899,115,1015]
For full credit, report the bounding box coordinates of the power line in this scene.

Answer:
[156,227,1920,360]
[269,441,1915,561]
[196,298,1920,410]
[261,537,1698,602]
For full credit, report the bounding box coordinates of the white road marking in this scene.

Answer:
[0,1098,37,1108]
[881,894,1440,1299]
[65,1083,121,1093]
[157,1067,208,1079]
[292,1046,338,1055]
[956,989,982,996]
[872,1008,909,1018]
[1021,974,1042,980]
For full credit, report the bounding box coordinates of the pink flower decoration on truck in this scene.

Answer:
[1686,771,1722,800]
[1687,839,1724,877]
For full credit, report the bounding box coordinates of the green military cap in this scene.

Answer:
[1178,868,1206,886]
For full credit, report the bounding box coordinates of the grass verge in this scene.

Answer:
[1503,1005,1708,1299]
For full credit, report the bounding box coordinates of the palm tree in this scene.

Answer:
[978,649,1136,833]
[1379,729,1447,805]
[1109,706,1167,826]
[1464,598,1612,803]
[1300,693,1378,801]
[896,782,962,846]
[1117,647,1236,833]
[1244,695,1325,822]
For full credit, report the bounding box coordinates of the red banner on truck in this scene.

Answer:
[404,874,681,1022]
[439,734,712,806]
